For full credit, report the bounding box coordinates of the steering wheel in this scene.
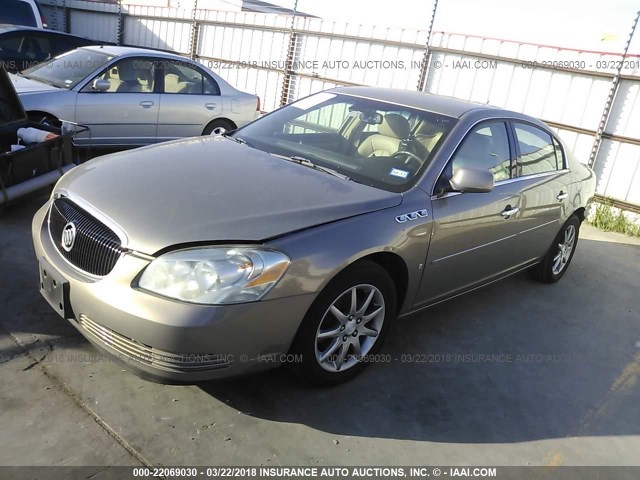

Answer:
[392,150,423,169]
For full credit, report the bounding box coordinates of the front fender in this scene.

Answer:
[19,91,77,123]
[266,188,434,315]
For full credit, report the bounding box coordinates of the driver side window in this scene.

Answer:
[84,58,156,93]
[450,122,512,182]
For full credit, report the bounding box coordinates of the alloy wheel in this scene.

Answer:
[552,224,576,275]
[314,284,385,372]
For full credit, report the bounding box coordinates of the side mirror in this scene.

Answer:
[92,78,110,92]
[449,166,494,193]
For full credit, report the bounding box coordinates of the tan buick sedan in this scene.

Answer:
[33,87,596,385]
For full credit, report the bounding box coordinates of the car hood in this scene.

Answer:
[9,73,61,93]
[55,136,403,254]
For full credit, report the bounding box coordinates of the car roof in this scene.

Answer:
[330,86,503,119]
[82,44,181,58]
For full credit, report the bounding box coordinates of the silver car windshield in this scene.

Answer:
[21,48,113,89]
[234,92,456,192]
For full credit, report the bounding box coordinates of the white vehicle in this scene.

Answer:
[0,0,47,29]
[12,45,261,146]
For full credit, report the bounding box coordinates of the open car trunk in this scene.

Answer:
[0,66,76,206]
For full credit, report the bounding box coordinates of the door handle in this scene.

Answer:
[205,103,216,110]
[139,101,154,108]
[557,191,568,201]
[501,205,519,219]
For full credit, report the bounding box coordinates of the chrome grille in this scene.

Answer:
[49,198,123,276]
[78,315,229,372]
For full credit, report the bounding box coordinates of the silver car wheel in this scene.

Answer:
[314,284,385,373]
[552,224,576,275]
[211,126,227,135]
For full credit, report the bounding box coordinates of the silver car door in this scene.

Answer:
[74,57,159,146]
[156,61,223,141]
[417,121,524,306]
[508,122,572,262]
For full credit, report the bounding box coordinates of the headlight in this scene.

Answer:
[138,247,290,305]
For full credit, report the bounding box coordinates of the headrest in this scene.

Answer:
[117,61,137,81]
[379,113,410,140]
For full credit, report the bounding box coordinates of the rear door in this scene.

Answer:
[75,56,160,146]
[416,120,525,305]
[157,60,223,141]
[508,121,571,262]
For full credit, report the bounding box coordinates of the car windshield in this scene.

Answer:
[0,1,37,27]
[233,92,456,192]
[21,48,113,89]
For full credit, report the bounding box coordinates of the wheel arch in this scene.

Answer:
[573,206,586,222]
[25,110,61,125]
[320,251,409,315]
[202,117,237,135]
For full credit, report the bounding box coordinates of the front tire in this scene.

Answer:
[530,214,581,283]
[290,261,397,386]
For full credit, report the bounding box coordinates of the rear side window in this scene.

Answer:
[162,62,220,95]
[514,123,560,176]
[0,0,38,27]
[553,137,566,169]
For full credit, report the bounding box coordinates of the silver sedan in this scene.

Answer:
[32,87,596,385]
[11,45,260,146]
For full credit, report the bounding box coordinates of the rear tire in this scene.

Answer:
[529,215,581,284]
[290,260,396,386]
[202,119,236,136]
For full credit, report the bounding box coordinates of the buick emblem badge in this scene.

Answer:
[61,222,77,252]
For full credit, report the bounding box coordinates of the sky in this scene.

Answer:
[270,0,639,54]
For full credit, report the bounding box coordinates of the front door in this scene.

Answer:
[75,57,160,146]
[416,121,525,305]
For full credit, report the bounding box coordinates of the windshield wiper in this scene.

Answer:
[276,154,352,181]
[222,132,253,148]
[18,73,56,87]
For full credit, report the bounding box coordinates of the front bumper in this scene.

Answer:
[32,200,315,382]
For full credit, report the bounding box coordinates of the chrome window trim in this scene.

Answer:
[430,116,566,196]
[430,115,514,196]
[430,191,462,200]
[430,170,569,200]
[494,169,570,186]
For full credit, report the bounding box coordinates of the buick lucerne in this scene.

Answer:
[32,87,596,384]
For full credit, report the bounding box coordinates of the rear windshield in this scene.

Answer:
[0,0,38,27]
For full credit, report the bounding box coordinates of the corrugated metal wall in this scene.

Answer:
[35,0,640,208]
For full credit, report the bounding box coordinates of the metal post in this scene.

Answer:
[280,0,299,107]
[188,0,199,60]
[62,0,69,33]
[116,0,124,46]
[588,9,640,169]
[416,0,439,92]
